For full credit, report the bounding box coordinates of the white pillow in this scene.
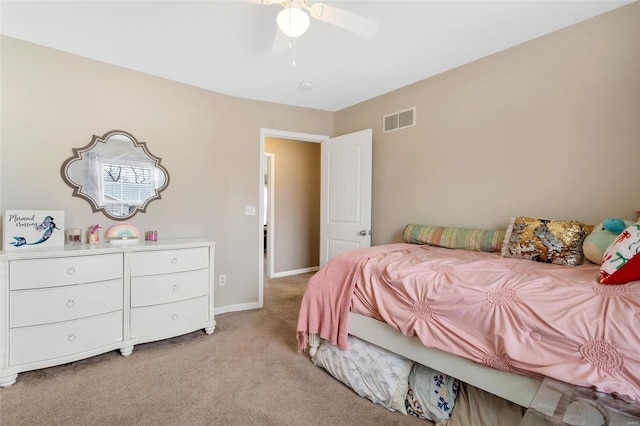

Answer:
[405,363,460,422]
[314,335,413,414]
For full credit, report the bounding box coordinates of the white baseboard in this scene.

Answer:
[213,266,318,315]
[214,302,260,316]
[270,266,319,278]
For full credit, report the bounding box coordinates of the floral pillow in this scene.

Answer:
[501,217,593,266]
[600,223,640,284]
[405,364,460,423]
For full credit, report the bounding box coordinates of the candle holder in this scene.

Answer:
[66,228,82,244]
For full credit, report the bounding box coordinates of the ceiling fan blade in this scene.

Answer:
[271,28,290,56]
[308,3,378,37]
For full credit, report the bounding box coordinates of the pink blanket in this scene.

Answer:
[296,243,414,352]
[297,243,640,401]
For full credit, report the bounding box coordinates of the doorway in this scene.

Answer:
[258,129,328,308]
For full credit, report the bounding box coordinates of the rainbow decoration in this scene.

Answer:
[106,222,141,241]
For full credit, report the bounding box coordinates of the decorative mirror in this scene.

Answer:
[61,130,169,220]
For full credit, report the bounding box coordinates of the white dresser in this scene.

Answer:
[0,238,215,387]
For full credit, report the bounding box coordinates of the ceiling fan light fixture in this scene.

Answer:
[277,7,310,38]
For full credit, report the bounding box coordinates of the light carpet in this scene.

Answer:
[0,272,427,425]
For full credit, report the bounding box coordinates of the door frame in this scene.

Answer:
[258,128,328,308]
[264,152,274,278]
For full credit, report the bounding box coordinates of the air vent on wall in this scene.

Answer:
[383,107,416,133]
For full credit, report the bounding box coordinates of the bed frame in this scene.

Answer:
[309,312,542,408]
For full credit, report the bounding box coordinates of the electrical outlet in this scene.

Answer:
[219,274,227,286]
[245,205,256,216]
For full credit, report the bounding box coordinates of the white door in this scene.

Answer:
[320,129,372,266]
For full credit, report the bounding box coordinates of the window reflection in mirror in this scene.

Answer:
[61,130,169,220]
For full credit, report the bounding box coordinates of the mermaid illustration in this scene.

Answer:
[10,215,60,247]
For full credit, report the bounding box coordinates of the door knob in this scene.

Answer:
[359,230,368,236]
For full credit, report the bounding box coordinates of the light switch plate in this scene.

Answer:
[245,205,256,216]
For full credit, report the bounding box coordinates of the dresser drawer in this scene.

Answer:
[10,254,123,290]
[130,296,209,338]
[129,247,209,277]
[9,310,123,365]
[10,279,123,328]
[131,269,209,308]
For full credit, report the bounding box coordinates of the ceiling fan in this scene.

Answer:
[259,0,379,63]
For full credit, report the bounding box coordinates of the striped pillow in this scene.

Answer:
[403,224,505,252]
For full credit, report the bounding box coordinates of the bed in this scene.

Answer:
[296,219,640,414]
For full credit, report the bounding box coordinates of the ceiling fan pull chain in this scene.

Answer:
[292,37,297,67]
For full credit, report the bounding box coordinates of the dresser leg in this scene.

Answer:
[0,373,18,387]
[120,346,134,357]
[204,325,215,335]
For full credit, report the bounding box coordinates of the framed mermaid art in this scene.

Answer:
[3,210,65,251]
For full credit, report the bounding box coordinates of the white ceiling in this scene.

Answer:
[0,1,634,112]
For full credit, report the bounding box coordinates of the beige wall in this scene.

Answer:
[1,2,638,310]
[335,3,640,245]
[265,138,320,274]
[0,36,333,309]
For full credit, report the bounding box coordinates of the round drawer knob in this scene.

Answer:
[66,299,76,308]
[173,285,180,291]
[66,267,76,275]
[171,258,178,265]
[172,314,179,321]
[68,333,77,342]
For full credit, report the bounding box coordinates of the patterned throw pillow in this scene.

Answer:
[405,364,460,423]
[501,217,594,266]
[314,335,414,414]
[403,224,506,252]
[600,223,640,284]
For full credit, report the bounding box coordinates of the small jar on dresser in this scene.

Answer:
[0,238,215,387]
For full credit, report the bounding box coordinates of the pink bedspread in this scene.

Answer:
[297,243,640,401]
